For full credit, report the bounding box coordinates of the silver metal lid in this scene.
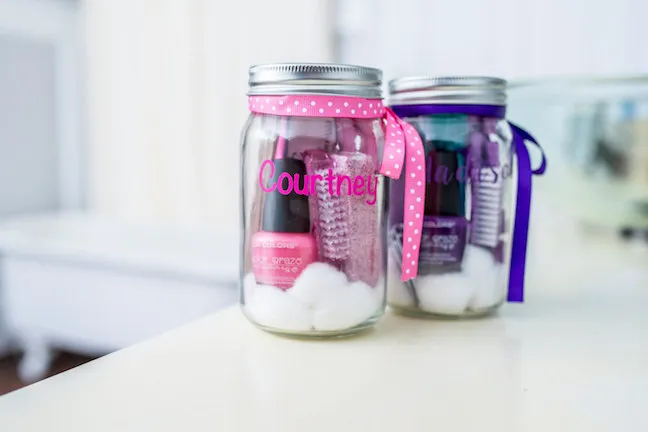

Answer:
[388,76,507,106]
[248,63,383,98]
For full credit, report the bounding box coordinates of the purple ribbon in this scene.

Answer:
[391,104,547,303]
[390,104,507,119]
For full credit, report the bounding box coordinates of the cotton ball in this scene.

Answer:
[386,255,414,307]
[290,262,348,307]
[463,245,496,276]
[462,246,505,311]
[373,275,385,290]
[313,280,380,331]
[416,273,473,315]
[246,283,313,332]
[468,264,507,311]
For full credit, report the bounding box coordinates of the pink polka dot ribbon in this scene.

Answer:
[249,95,425,281]
[381,108,424,281]
[248,94,385,118]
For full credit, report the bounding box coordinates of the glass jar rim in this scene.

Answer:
[388,76,507,106]
[248,63,383,98]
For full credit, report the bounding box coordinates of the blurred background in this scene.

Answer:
[0,0,646,394]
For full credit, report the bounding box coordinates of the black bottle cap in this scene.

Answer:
[425,148,463,217]
[261,158,311,233]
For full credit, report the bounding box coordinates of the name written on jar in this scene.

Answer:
[259,159,379,205]
[426,155,513,185]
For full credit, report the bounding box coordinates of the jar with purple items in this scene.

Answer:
[386,76,546,317]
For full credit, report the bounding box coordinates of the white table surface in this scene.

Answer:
[0,236,647,431]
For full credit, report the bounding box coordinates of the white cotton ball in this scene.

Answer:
[290,262,348,307]
[386,256,414,307]
[416,273,474,315]
[245,263,384,333]
[312,280,380,331]
[245,283,313,332]
[468,264,507,311]
[460,246,506,311]
[462,245,496,276]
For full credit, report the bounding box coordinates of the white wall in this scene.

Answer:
[335,0,648,81]
[201,0,334,232]
[82,0,333,236]
[0,0,84,211]
[80,0,648,235]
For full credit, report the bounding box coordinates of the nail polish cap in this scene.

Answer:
[262,158,311,233]
[425,149,463,217]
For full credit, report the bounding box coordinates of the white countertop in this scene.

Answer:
[0,242,647,432]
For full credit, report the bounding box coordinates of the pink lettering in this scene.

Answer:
[293,173,308,195]
[277,172,293,195]
[353,176,365,196]
[326,169,334,196]
[366,175,378,205]
[258,160,385,206]
[337,175,352,196]
[259,160,276,192]
[310,174,323,195]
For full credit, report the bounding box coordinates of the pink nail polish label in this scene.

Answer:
[251,232,317,290]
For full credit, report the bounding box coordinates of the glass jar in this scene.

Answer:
[386,77,520,318]
[240,63,389,337]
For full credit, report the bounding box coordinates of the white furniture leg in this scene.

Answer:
[18,335,54,383]
[0,332,12,357]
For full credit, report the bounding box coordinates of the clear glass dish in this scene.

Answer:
[508,76,648,233]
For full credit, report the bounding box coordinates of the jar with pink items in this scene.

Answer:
[240,63,426,337]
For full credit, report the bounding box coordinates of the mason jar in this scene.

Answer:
[386,76,518,318]
[240,63,389,337]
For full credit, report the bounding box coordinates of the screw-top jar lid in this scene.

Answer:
[248,63,383,98]
[388,76,507,106]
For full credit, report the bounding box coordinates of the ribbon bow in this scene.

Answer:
[507,123,546,302]
[378,108,426,281]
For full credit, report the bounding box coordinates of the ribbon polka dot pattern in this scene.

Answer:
[249,95,426,281]
[380,108,424,281]
[248,95,384,118]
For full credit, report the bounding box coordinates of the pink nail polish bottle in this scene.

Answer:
[251,157,318,290]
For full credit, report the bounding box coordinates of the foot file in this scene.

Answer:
[304,150,351,268]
